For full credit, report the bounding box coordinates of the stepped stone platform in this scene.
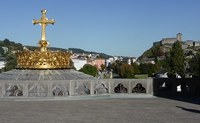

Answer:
[0,69,153,98]
[0,69,95,81]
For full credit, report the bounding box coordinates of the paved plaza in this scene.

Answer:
[0,96,199,123]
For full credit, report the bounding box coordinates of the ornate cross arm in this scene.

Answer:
[32,19,55,25]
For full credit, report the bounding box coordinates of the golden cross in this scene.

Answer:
[33,9,55,51]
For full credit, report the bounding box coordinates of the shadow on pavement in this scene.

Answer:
[176,106,200,114]
[159,95,200,105]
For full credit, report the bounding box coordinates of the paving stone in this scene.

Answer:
[0,97,199,123]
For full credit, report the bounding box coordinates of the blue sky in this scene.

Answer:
[0,0,200,57]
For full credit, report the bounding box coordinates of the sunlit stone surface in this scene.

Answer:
[0,69,95,81]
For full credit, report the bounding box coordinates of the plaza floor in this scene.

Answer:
[0,96,199,123]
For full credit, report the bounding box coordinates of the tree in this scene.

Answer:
[119,63,134,78]
[0,47,5,56]
[139,63,159,77]
[4,52,17,71]
[110,60,122,74]
[79,64,98,77]
[131,62,140,74]
[3,39,11,47]
[168,41,185,77]
[100,64,106,71]
[151,45,164,58]
[188,53,200,77]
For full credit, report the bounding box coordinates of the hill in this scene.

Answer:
[25,47,112,58]
[68,48,111,58]
[0,39,112,59]
[138,41,200,62]
[25,45,68,52]
[0,39,23,52]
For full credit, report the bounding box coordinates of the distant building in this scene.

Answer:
[71,58,87,70]
[184,40,194,47]
[127,58,137,65]
[194,41,200,47]
[86,58,105,70]
[184,40,200,47]
[87,59,95,67]
[94,58,105,70]
[105,58,114,67]
[0,57,6,69]
[153,33,200,49]
[2,47,8,53]
[141,57,155,64]
[155,70,168,78]
[128,59,131,65]
[160,33,182,45]
[153,33,182,46]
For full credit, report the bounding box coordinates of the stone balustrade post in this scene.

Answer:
[23,83,28,97]
[90,81,94,95]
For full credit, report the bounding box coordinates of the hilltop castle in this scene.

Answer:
[153,33,200,47]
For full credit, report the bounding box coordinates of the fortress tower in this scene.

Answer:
[176,33,182,42]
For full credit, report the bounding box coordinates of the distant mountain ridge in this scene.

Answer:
[24,46,112,58]
[0,38,111,58]
[0,39,127,59]
[24,46,111,58]
[68,48,111,58]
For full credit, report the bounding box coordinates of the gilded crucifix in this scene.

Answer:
[33,9,55,51]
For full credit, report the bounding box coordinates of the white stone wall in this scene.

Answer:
[72,59,87,70]
[0,61,6,69]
